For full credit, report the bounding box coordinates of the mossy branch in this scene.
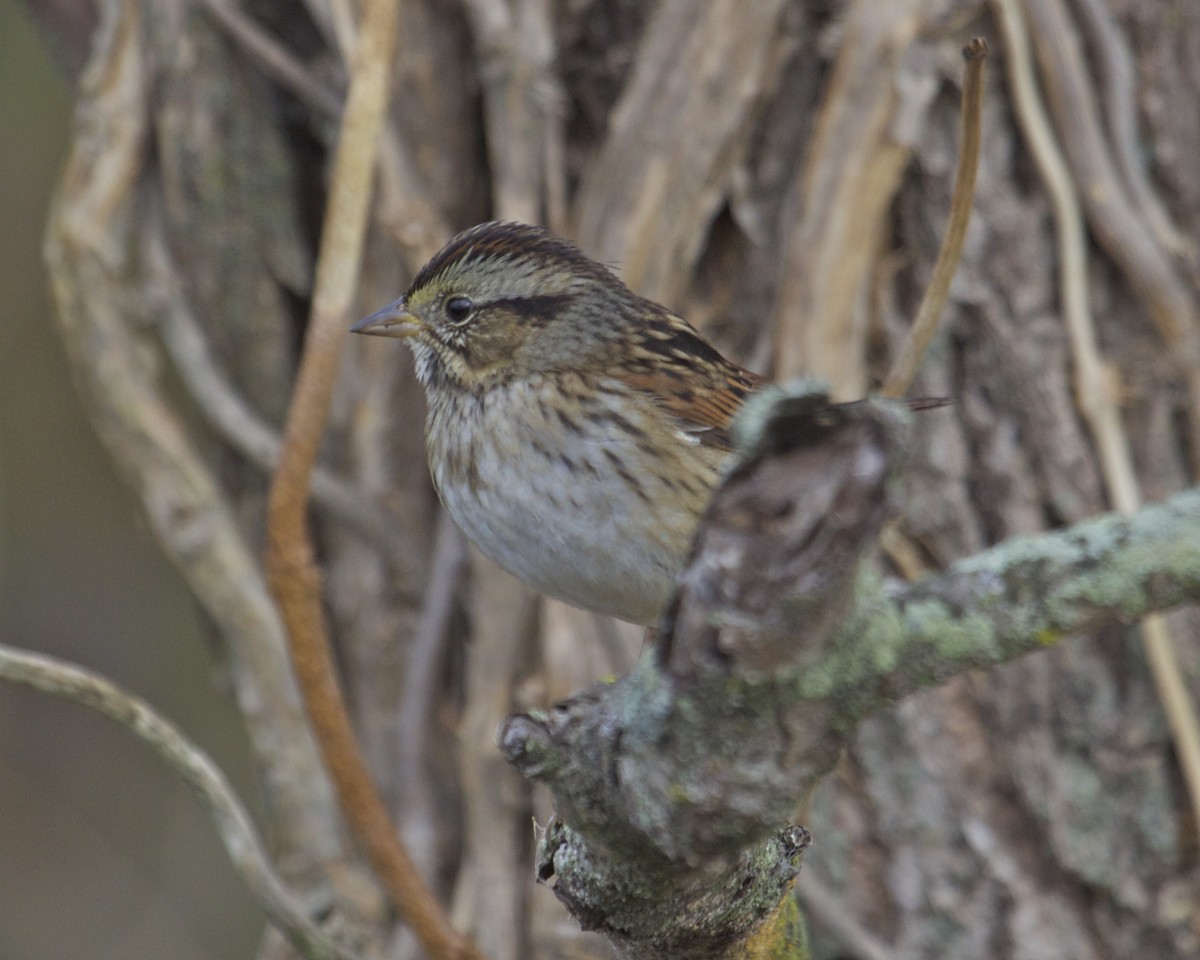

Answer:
[501,381,1200,959]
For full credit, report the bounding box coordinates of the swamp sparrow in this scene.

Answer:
[354,222,884,625]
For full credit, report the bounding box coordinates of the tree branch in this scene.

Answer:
[500,380,1200,958]
[0,644,356,960]
[869,486,1200,697]
[196,0,343,120]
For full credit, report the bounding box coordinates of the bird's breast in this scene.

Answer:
[424,376,726,624]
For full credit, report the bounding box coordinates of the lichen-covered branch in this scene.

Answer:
[502,383,907,959]
[501,380,1200,959]
[862,487,1200,698]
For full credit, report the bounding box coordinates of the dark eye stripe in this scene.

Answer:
[484,294,571,324]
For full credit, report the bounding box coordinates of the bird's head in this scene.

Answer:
[352,221,637,391]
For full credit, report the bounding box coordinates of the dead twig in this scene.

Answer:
[398,512,467,757]
[145,212,417,568]
[880,39,987,399]
[1021,0,1200,453]
[995,0,1200,850]
[396,511,467,876]
[0,644,357,960]
[1072,0,1192,260]
[261,0,480,956]
[196,0,342,119]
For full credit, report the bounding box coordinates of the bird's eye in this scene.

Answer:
[444,296,473,324]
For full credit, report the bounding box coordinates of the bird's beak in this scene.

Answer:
[351,297,420,338]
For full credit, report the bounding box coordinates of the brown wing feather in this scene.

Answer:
[614,311,764,451]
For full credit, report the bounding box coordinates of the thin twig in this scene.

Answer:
[0,644,356,960]
[1072,0,1192,259]
[320,0,359,66]
[294,0,339,54]
[261,0,479,955]
[879,523,932,581]
[880,39,987,398]
[396,511,467,877]
[195,0,343,119]
[1020,0,1200,453]
[995,0,1200,848]
[398,511,467,764]
[145,213,417,568]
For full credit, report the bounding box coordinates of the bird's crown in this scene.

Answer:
[408,221,617,303]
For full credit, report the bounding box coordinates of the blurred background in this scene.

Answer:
[0,2,262,956]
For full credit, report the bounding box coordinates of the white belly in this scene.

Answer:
[427,379,719,625]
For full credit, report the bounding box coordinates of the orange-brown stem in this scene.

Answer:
[262,1,481,958]
[881,38,987,399]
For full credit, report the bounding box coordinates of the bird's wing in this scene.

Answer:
[614,313,764,452]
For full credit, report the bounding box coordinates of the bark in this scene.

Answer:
[32,0,1200,958]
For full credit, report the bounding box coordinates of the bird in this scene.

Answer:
[352,221,903,625]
